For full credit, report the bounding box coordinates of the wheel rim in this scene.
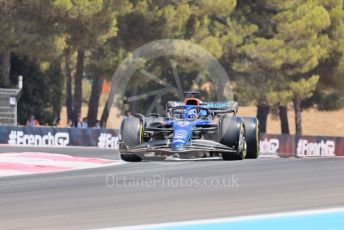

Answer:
[239,124,246,159]
[139,123,143,144]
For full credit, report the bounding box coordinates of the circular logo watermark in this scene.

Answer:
[107,39,232,163]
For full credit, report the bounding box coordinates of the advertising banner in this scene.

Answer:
[0,126,119,149]
[260,134,344,157]
[260,134,295,157]
[0,126,343,156]
[295,135,341,157]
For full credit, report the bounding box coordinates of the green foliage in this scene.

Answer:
[289,75,320,100]
[1,0,344,128]
[233,0,332,108]
[0,0,66,59]
[10,56,63,125]
[56,0,128,50]
[312,89,344,110]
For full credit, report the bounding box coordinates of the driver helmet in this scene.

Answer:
[187,108,198,119]
[199,109,207,117]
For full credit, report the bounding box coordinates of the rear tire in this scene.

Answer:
[220,116,246,160]
[120,117,143,162]
[242,117,259,159]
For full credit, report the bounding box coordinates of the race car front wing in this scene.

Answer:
[119,139,237,154]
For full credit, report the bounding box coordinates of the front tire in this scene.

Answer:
[120,117,143,162]
[120,153,142,162]
[220,116,246,160]
[120,116,143,147]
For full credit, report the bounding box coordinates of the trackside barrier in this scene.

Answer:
[260,134,344,157]
[0,126,119,149]
[0,126,343,156]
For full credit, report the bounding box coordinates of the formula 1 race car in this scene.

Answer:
[119,91,259,162]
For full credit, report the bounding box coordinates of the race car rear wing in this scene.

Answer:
[202,101,238,114]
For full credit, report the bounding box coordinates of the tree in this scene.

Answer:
[55,0,131,122]
[99,0,257,125]
[10,55,63,125]
[310,0,344,111]
[0,0,65,87]
[267,89,293,134]
[290,75,319,134]
[0,0,67,124]
[86,45,126,126]
[274,1,330,134]
[64,48,74,121]
[233,0,331,134]
[232,0,286,133]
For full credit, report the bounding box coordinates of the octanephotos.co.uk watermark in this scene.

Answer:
[105,174,239,189]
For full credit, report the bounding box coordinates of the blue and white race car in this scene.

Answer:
[119,92,259,161]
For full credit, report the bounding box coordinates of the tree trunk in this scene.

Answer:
[65,50,73,121]
[100,80,118,128]
[278,105,290,134]
[256,104,269,133]
[73,49,84,119]
[0,50,11,87]
[130,83,138,114]
[100,97,110,128]
[293,97,302,135]
[87,75,103,127]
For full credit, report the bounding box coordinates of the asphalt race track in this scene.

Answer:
[0,147,344,230]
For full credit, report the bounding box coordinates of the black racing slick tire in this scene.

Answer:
[120,153,142,162]
[242,117,260,159]
[220,116,246,160]
[120,117,143,162]
[120,116,143,147]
